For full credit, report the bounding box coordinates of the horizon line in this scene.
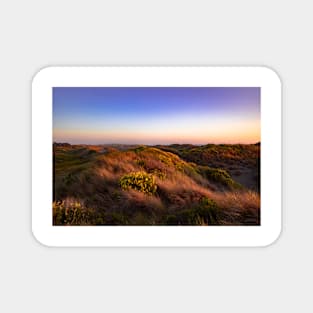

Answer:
[53,141,261,146]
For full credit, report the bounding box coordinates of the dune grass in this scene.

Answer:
[53,143,260,226]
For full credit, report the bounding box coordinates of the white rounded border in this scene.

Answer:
[32,66,281,247]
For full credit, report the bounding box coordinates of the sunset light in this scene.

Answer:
[53,87,260,145]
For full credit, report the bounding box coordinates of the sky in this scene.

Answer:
[53,87,260,145]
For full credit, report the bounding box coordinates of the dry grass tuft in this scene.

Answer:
[211,191,260,225]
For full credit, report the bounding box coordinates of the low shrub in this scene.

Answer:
[53,200,93,225]
[164,197,220,225]
[119,171,157,195]
[149,168,166,180]
[195,197,220,224]
[202,166,243,190]
[53,200,131,225]
[133,146,146,153]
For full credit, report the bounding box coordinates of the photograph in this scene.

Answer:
[53,86,261,226]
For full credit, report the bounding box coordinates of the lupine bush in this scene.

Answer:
[53,200,93,225]
[119,171,157,195]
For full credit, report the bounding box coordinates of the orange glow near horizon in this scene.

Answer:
[53,118,260,145]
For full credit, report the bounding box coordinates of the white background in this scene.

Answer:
[0,0,310,312]
[32,67,281,247]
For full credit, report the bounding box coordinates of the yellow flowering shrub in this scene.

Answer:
[119,171,157,195]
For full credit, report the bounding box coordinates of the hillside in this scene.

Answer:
[53,143,260,226]
[156,143,260,191]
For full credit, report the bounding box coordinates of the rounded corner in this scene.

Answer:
[31,66,55,87]
[258,66,282,88]
[31,227,52,248]
[261,225,282,248]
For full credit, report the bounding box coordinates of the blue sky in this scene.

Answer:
[53,87,260,144]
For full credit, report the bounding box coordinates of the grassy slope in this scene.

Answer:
[53,143,260,226]
[156,143,260,191]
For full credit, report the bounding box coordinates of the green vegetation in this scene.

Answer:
[119,171,157,195]
[53,200,130,225]
[164,197,220,225]
[53,143,260,226]
[200,166,243,190]
[53,200,93,225]
[157,143,260,191]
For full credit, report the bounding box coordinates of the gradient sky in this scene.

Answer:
[53,87,260,145]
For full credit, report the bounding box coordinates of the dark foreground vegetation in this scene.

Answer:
[53,143,260,226]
